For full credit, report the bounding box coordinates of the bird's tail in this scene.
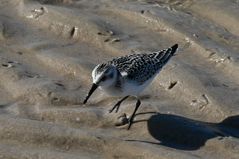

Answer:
[154,44,178,65]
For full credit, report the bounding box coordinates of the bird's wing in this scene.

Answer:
[122,44,178,84]
[123,54,162,84]
[108,54,146,73]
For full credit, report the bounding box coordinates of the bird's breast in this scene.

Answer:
[99,85,123,96]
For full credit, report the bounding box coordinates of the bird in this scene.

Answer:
[83,44,178,130]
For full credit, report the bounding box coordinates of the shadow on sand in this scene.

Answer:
[128,113,239,150]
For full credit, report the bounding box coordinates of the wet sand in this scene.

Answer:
[0,0,239,158]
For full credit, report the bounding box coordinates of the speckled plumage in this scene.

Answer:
[95,44,178,85]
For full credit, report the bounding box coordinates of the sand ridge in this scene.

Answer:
[0,0,239,158]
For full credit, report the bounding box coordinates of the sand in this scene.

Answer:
[0,0,239,158]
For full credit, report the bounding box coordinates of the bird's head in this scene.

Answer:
[92,64,118,87]
[83,64,119,104]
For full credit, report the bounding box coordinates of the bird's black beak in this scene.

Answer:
[83,83,98,104]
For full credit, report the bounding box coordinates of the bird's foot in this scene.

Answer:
[127,117,133,130]
[109,103,120,113]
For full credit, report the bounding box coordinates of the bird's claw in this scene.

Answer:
[115,105,120,113]
[127,118,133,130]
[109,103,120,113]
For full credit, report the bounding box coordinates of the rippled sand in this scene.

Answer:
[0,0,239,158]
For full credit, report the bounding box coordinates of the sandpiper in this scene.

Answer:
[83,44,178,129]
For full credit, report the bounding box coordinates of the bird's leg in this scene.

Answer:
[127,99,141,130]
[109,96,129,113]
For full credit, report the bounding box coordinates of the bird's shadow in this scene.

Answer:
[128,112,239,150]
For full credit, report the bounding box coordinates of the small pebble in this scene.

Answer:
[111,38,120,43]
[2,63,14,68]
[76,117,80,121]
[115,113,129,127]
[107,30,114,35]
